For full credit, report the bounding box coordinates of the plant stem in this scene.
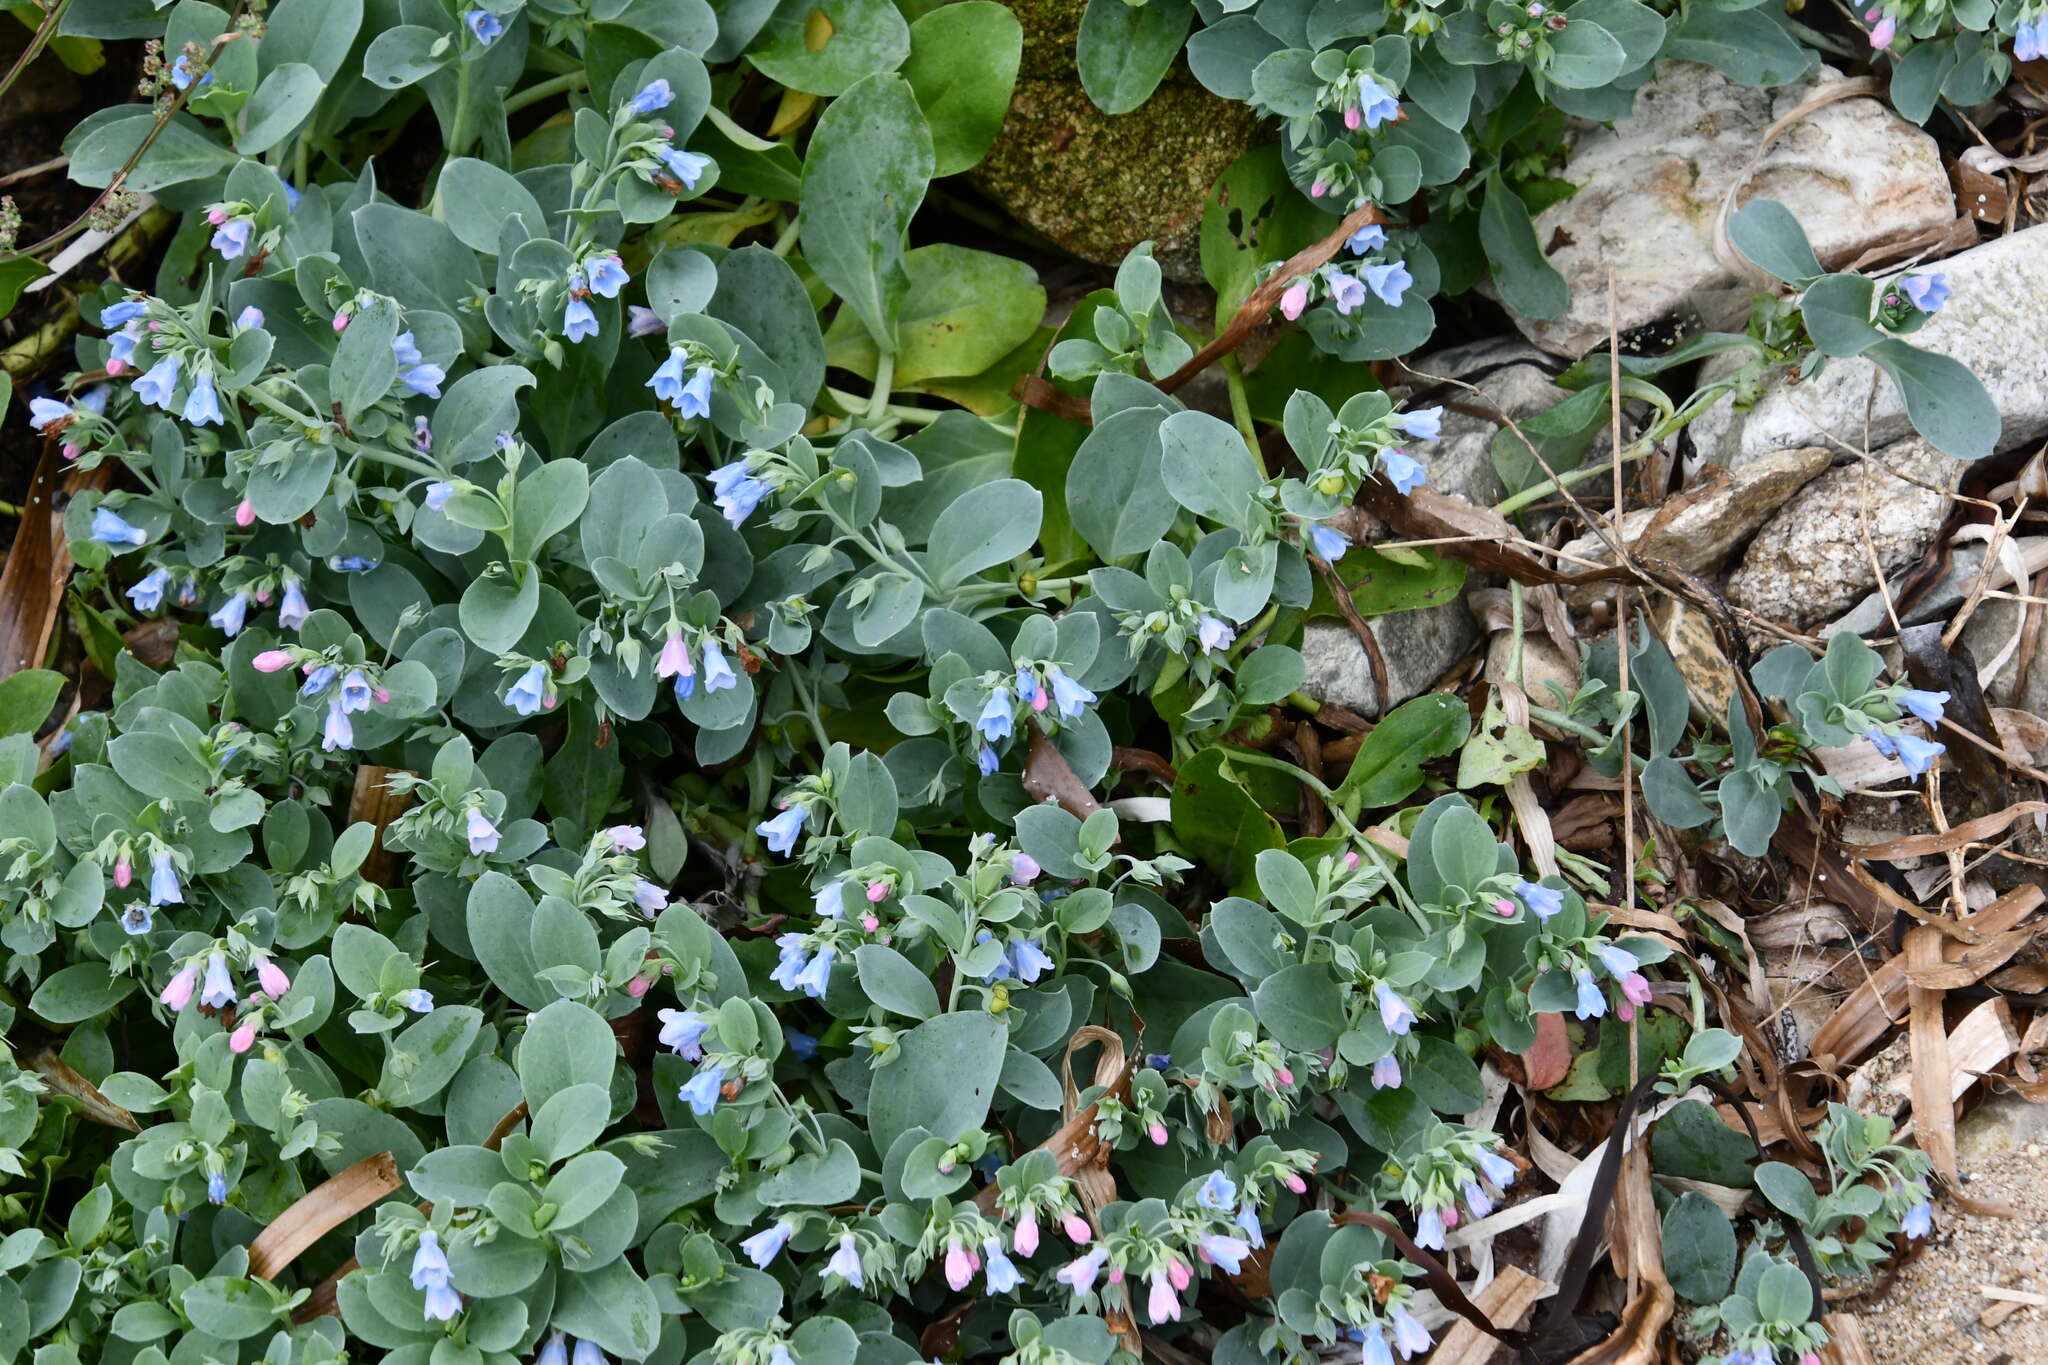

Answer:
[1223,354,1262,471]
[771,213,802,257]
[502,70,588,116]
[865,351,895,428]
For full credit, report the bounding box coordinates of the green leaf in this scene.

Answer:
[381,1005,482,1106]
[1170,746,1285,891]
[1076,0,1193,114]
[1066,406,1175,562]
[757,1139,862,1205]
[1252,963,1344,1049]
[1339,694,1469,805]
[332,295,400,427]
[64,108,239,192]
[1663,7,1812,87]
[748,0,911,96]
[362,24,448,89]
[0,669,64,737]
[1542,17,1628,88]
[854,944,941,1020]
[868,1011,1007,1153]
[1479,175,1568,320]
[1754,1160,1819,1223]
[902,1,1021,175]
[437,158,548,254]
[237,62,323,155]
[518,1000,617,1111]
[29,962,137,1025]
[552,1261,660,1359]
[1407,1034,1486,1113]
[1158,410,1261,533]
[1865,337,2000,462]
[1798,272,1884,357]
[924,479,1041,588]
[182,1279,282,1340]
[1753,1259,1814,1326]
[1641,756,1713,828]
[260,0,363,83]
[543,1151,626,1229]
[1661,1192,1738,1302]
[801,73,934,350]
[1727,198,1823,285]
[1650,1098,1755,1186]
[825,243,1047,384]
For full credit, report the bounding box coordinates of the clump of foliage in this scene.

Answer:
[0,0,1999,1360]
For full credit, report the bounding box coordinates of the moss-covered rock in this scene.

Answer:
[972,0,1259,281]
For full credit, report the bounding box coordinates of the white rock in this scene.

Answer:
[1300,601,1479,719]
[1726,440,1957,629]
[1510,61,1954,358]
[1554,445,1831,607]
[1399,337,1569,509]
[1691,224,2048,467]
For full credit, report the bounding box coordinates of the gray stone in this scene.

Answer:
[1399,337,1570,509]
[1726,440,1958,629]
[1301,600,1480,718]
[1555,445,1832,606]
[1509,62,1954,358]
[1826,545,1990,639]
[1956,1093,2048,1165]
[1958,595,2048,718]
[1691,224,2048,467]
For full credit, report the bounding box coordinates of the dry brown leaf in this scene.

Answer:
[18,1045,139,1131]
[347,765,415,888]
[249,1152,401,1280]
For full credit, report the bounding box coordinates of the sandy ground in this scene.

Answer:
[1856,1102,2048,1365]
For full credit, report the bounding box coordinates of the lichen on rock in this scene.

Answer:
[973,0,1260,280]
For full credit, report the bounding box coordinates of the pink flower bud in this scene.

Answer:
[1311,180,1327,199]
[1344,105,1362,130]
[943,1240,975,1291]
[254,955,291,997]
[627,973,653,998]
[1275,1066,1294,1086]
[866,880,889,903]
[1871,14,1895,46]
[1107,1266,1124,1284]
[106,358,128,376]
[861,914,880,932]
[160,964,197,1011]
[1167,1258,1191,1291]
[1617,998,1636,1022]
[1494,897,1516,916]
[207,208,227,225]
[62,443,80,460]
[252,650,293,672]
[1062,1213,1093,1244]
[1342,851,1359,870]
[1283,1172,1307,1194]
[374,687,391,704]
[229,1019,259,1052]
[1148,1121,1168,1146]
[332,310,350,331]
[1014,1211,1040,1257]
[235,499,255,527]
[1280,282,1310,320]
[114,857,132,888]
[1442,1205,1458,1227]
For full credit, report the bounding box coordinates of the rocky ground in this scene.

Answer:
[1859,1097,2048,1365]
[1273,52,2048,1357]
